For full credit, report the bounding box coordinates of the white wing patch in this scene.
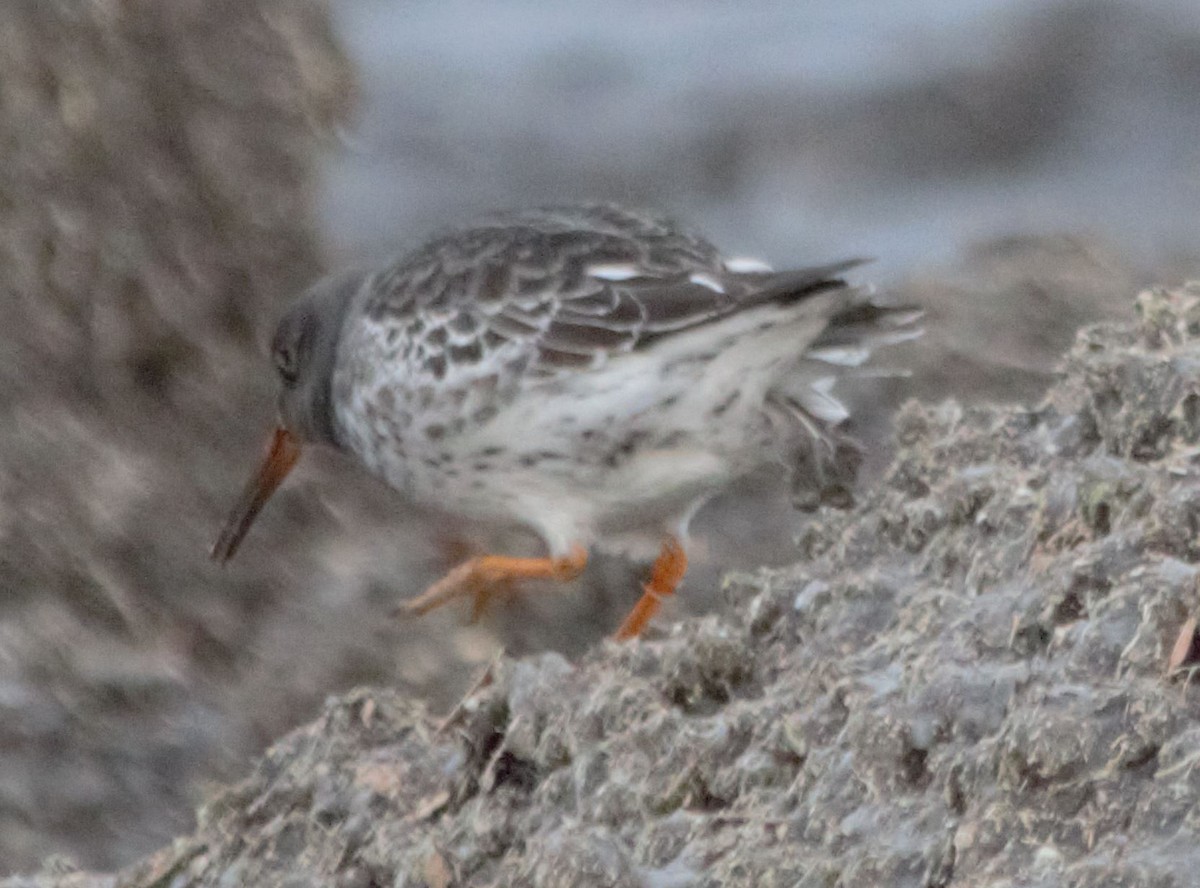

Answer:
[587,263,643,282]
[807,345,872,367]
[688,271,726,294]
[799,376,851,423]
[724,256,773,273]
[876,315,926,346]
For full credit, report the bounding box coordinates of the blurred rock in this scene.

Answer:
[896,234,1140,406]
[0,0,356,872]
[0,0,352,407]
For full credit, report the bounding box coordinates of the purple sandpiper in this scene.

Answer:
[211,204,919,638]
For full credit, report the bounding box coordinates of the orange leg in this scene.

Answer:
[395,544,588,618]
[614,536,688,640]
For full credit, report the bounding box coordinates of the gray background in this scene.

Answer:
[324,0,1200,278]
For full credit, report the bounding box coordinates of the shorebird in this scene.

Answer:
[211,204,918,639]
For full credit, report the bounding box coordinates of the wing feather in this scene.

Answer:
[354,205,893,414]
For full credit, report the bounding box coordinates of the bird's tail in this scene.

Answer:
[768,287,923,509]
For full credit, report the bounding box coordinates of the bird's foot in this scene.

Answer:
[614,535,688,640]
[395,545,588,619]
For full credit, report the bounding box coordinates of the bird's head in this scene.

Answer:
[210,269,364,563]
[271,270,363,447]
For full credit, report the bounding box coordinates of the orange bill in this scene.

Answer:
[210,426,302,563]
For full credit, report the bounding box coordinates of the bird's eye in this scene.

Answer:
[271,309,315,387]
[273,342,300,385]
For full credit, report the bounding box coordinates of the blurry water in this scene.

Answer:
[322,0,1200,278]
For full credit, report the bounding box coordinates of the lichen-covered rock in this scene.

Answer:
[14,282,1199,887]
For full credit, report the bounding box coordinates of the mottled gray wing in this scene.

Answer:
[360,204,862,378]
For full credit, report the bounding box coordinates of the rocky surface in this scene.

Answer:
[9,282,1200,887]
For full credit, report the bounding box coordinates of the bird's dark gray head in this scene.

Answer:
[209,269,365,563]
[270,269,364,448]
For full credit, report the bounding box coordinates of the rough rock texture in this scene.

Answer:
[840,233,1140,481]
[12,282,1200,887]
